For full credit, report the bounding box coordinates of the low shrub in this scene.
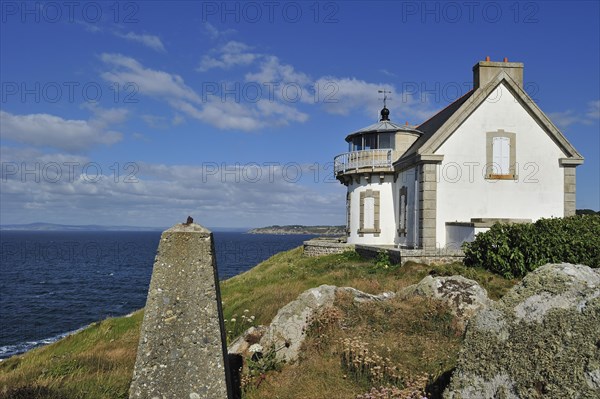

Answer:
[374,251,393,270]
[462,215,600,278]
[339,337,404,388]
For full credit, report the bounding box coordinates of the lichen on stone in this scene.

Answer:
[445,263,600,399]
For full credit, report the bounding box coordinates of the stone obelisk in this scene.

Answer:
[130,220,231,399]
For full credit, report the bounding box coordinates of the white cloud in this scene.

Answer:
[245,55,311,87]
[114,31,166,52]
[197,40,436,125]
[0,150,345,227]
[101,53,310,131]
[76,21,166,52]
[141,114,169,129]
[198,41,259,71]
[101,53,201,103]
[75,20,102,33]
[0,146,89,166]
[586,100,600,120]
[255,99,309,124]
[313,77,434,122]
[548,110,580,129]
[313,77,384,116]
[100,47,435,132]
[379,69,397,78]
[172,114,185,126]
[549,100,600,129]
[0,109,124,152]
[84,103,129,124]
[172,99,264,131]
[204,22,236,40]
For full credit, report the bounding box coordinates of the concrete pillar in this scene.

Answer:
[564,166,577,216]
[419,163,438,250]
[130,222,231,399]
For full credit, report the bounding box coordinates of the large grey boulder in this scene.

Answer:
[445,263,600,399]
[228,285,395,362]
[400,275,491,324]
[227,325,268,356]
[338,287,396,303]
[229,275,487,363]
[260,285,338,362]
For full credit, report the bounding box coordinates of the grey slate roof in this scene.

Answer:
[345,120,422,141]
[401,89,474,157]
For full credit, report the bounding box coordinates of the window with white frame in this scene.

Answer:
[486,130,517,179]
[492,137,510,175]
[358,189,380,236]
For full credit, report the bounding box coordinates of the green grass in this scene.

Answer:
[221,248,514,328]
[0,312,143,399]
[0,248,516,399]
[243,294,464,399]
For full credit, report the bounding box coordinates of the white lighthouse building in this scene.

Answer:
[334,58,584,250]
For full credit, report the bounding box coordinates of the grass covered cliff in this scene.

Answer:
[0,248,515,399]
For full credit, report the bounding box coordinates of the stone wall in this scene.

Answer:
[354,244,464,265]
[303,238,354,257]
[303,238,464,264]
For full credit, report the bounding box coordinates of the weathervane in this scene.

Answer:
[378,89,392,108]
[377,90,392,121]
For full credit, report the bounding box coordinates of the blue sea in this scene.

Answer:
[0,231,314,360]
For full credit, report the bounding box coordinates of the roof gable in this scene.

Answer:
[402,70,583,161]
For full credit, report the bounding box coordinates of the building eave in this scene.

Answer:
[559,157,584,166]
[393,153,444,173]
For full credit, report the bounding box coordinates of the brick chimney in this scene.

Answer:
[473,56,524,89]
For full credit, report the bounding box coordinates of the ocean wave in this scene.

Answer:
[0,327,83,361]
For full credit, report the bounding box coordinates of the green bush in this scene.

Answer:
[462,215,600,278]
[374,250,392,269]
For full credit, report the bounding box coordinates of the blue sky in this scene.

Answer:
[1,1,598,228]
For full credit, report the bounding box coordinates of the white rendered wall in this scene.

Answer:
[446,225,474,248]
[347,175,396,245]
[435,82,567,248]
[446,226,491,249]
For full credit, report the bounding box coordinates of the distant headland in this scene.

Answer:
[0,223,164,232]
[247,225,345,235]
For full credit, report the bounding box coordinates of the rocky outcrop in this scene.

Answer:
[444,263,600,399]
[227,326,268,357]
[228,285,395,362]
[230,274,488,363]
[260,284,338,362]
[400,275,491,324]
[229,275,489,363]
[339,287,396,303]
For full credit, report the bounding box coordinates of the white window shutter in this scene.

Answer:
[492,136,510,175]
[364,197,375,229]
[400,194,406,230]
